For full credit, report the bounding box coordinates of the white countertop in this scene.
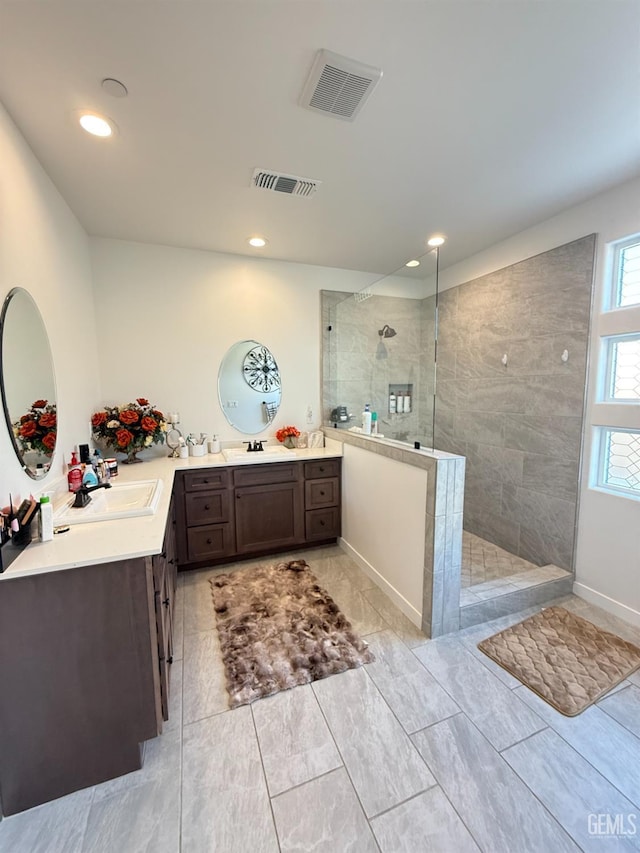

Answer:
[1,444,342,580]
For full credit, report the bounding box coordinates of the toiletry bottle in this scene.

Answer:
[68,451,83,492]
[362,404,372,435]
[371,411,378,435]
[82,461,99,487]
[403,391,411,413]
[39,496,53,542]
[389,392,396,414]
[396,392,404,413]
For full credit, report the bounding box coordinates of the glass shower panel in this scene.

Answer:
[322,248,438,447]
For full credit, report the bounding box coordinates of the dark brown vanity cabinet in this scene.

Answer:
[152,499,177,721]
[234,463,304,554]
[174,457,341,569]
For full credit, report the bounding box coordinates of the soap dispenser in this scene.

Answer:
[362,404,372,435]
[68,451,83,493]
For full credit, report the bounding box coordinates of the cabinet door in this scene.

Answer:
[235,481,304,554]
[187,523,235,561]
[305,507,341,540]
[185,490,230,526]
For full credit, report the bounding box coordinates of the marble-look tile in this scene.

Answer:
[364,630,460,733]
[503,728,640,852]
[312,667,435,817]
[597,685,640,738]
[361,585,428,648]
[522,453,579,502]
[414,638,545,750]
[171,582,184,661]
[322,577,388,636]
[183,578,216,635]
[182,629,229,724]
[182,707,278,853]
[81,732,181,853]
[271,767,377,853]
[371,786,480,853]
[164,659,183,733]
[503,414,582,458]
[515,686,640,808]
[251,684,342,797]
[0,787,93,853]
[413,714,579,853]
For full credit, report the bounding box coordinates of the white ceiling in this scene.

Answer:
[1,1,639,274]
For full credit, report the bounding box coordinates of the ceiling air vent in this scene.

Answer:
[251,168,320,198]
[300,49,383,121]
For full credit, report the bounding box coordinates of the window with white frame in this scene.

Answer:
[593,234,640,498]
[611,236,640,309]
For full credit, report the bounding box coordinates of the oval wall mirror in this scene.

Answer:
[218,340,281,434]
[0,288,58,478]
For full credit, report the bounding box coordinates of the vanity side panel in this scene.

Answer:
[0,558,159,815]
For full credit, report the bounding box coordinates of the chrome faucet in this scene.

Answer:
[72,481,112,508]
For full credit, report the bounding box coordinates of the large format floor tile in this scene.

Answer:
[413,714,579,853]
[271,768,378,853]
[312,666,435,817]
[515,685,640,808]
[414,637,545,750]
[251,684,342,797]
[182,629,229,724]
[181,707,278,853]
[0,788,93,853]
[370,786,480,853]
[503,727,640,852]
[364,630,460,733]
[598,684,640,738]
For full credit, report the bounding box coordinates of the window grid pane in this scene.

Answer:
[601,429,640,493]
[616,241,640,308]
[607,335,640,400]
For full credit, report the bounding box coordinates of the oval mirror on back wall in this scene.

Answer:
[218,340,281,434]
[0,288,58,478]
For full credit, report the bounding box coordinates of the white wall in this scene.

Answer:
[90,238,373,446]
[340,442,427,624]
[0,102,100,503]
[441,175,640,625]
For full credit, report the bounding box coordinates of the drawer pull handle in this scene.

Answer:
[163,597,170,607]
[320,490,325,496]
[320,520,325,526]
[206,538,212,545]
[204,504,210,511]
[167,655,173,664]
[319,466,324,472]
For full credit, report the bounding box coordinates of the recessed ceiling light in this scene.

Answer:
[78,113,115,137]
[248,236,267,248]
[405,259,420,268]
[427,234,446,247]
[101,78,128,98]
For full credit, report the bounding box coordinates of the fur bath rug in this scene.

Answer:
[210,559,374,708]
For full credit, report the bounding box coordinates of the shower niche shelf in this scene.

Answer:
[389,382,413,414]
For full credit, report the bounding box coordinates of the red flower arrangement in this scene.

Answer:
[275,425,300,446]
[14,400,57,456]
[91,398,166,457]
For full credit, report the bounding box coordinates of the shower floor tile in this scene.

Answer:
[461,531,571,602]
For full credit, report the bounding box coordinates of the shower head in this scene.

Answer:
[378,324,397,339]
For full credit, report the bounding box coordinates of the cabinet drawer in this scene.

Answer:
[304,459,340,479]
[185,491,230,526]
[305,507,341,541]
[233,463,300,487]
[305,477,339,509]
[182,469,229,492]
[187,524,234,562]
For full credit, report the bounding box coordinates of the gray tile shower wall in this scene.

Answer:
[434,235,596,570]
[322,291,432,442]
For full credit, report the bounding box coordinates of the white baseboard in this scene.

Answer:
[339,537,422,628]
[573,581,640,629]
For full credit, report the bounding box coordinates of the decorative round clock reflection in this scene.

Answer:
[242,345,281,393]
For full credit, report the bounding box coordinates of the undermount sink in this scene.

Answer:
[222,445,296,463]
[54,479,163,525]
